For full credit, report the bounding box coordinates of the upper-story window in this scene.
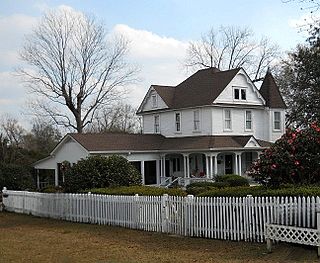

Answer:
[224,109,232,130]
[193,110,200,131]
[245,110,252,130]
[175,112,181,132]
[154,115,160,133]
[274,112,281,130]
[234,87,246,100]
[151,93,158,108]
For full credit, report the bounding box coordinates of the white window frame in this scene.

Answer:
[245,110,252,131]
[273,111,281,131]
[233,87,247,101]
[154,115,160,133]
[193,110,201,131]
[224,109,232,131]
[151,93,158,108]
[174,112,181,132]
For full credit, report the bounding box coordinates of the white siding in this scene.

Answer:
[140,88,168,112]
[214,71,265,106]
[34,138,89,169]
[142,108,212,137]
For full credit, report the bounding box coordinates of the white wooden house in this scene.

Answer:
[34,67,286,187]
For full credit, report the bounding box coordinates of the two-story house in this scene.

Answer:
[34,67,286,187]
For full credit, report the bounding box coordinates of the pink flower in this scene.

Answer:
[295,160,300,166]
[271,164,277,169]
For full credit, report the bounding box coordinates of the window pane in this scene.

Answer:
[241,89,246,100]
[234,89,239,99]
[274,112,281,130]
[246,111,252,130]
[224,109,231,129]
[194,110,200,130]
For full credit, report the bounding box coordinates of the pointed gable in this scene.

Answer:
[172,67,240,109]
[153,85,175,108]
[259,71,286,108]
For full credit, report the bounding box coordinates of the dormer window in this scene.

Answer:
[151,93,158,108]
[234,87,246,101]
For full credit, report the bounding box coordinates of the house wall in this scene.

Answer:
[34,139,89,170]
[211,107,269,140]
[214,71,265,106]
[142,107,212,137]
[141,88,168,112]
[268,108,286,142]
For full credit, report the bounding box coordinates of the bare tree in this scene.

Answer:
[87,103,142,133]
[19,8,138,133]
[184,26,280,81]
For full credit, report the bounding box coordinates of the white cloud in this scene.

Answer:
[112,24,188,107]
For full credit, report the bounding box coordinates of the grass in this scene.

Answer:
[0,212,318,263]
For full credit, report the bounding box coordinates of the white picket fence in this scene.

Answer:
[2,189,320,243]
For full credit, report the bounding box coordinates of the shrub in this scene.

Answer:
[248,123,320,186]
[64,155,142,192]
[41,185,64,193]
[216,174,249,187]
[198,185,320,197]
[0,163,34,190]
[87,185,187,196]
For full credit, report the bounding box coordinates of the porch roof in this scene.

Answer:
[69,133,271,152]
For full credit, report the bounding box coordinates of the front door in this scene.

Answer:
[225,155,233,174]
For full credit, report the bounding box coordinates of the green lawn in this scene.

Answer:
[0,212,318,263]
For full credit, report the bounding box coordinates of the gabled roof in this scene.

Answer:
[259,71,286,109]
[70,133,164,152]
[68,133,270,152]
[138,67,241,112]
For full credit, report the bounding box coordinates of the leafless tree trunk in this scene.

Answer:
[18,9,138,133]
[184,26,280,81]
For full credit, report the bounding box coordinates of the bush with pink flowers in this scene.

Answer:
[248,122,320,186]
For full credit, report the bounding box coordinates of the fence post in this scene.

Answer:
[185,194,194,236]
[317,212,320,257]
[134,194,139,229]
[162,194,168,233]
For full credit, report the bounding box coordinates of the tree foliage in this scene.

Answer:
[0,163,34,190]
[64,155,142,192]
[248,123,320,186]
[19,8,138,133]
[184,26,280,81]
[277,27,320,127]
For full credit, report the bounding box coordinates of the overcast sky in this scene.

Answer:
[0,0,316,128]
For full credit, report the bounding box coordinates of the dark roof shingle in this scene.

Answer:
[259,71,286,109]
[69,133,268,152]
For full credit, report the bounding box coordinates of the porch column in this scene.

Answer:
[238,153,242,176]
[235,154,238,175]
[257,151,262,158]
[141,161,145,184]
[163,156,166,177]
[54,167,58,186]
[156,159,160,184]
[214,154,218,175]
[210,155,214,178]
[36,169,40,189]
[205,155,210,178]
[183,154,190,178]
[183,155,187,178]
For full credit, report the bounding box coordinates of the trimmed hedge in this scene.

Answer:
[64,155,142,192]
[198,186,320,197]
[186,181,228,195]
[87,186,187,196]
[216,174,249,187]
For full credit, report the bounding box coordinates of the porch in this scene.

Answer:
[159,151,260,187]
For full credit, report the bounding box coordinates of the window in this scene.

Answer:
[193,110,200,131]
[245,110,252,130]
[234,87,246,101]
[151,93,157,108]
[154,115,160,133]
[175,112,181,132]
[224,109,232,130]
[274,112,281,130]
